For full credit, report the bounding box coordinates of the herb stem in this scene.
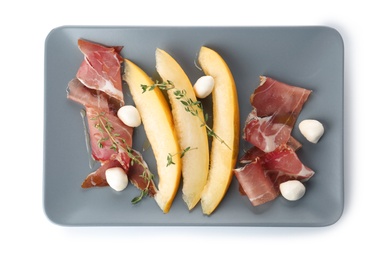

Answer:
[166,146,198,166]
[94,112,153,204]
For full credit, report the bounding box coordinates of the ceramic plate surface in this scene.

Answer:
[44,26,344,226]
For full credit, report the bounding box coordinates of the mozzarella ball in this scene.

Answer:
[299,119,324,143]
[105,167,128,191]
[193,75,215,98]
[117,105,141,127]
[280,180,306,201]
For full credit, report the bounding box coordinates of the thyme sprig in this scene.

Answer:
[166,146,198,167]
[92,112,154,204]
[141,80,175,93]
[142,80,231,150]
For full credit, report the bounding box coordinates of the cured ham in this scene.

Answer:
[81,160,122,188]
[81,151,156,197]
[243,108,292,152]
[243,76,311,152]
[235,144,314,199]
[261,144,314,183]
[76,39,124,106]
[239,146,266,164]
[68,78,156,194]
[235,76,314,206]
[240,136,301,164]
[67,78,111,111]
[233,158,278,206]
[251,76,311,119]
[67,78,132,166]
[67,39,156,197]
[126,150,157,197]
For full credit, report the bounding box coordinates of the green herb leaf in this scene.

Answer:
[166,153,176,167]
[131,190,148,204]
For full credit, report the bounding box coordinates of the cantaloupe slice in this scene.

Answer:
[123,59,181,213]
[155,49,209,210]
[198,46,240,215]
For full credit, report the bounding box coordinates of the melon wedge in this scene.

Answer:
[198,46,240,215]
[123,59,181,213]
[155,48,209,210]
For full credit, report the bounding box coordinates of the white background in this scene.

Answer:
[1,0,388,258]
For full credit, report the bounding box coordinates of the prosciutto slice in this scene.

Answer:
[76,39,124,106]
[243,76,311,152]
[262,144,314,184]
[243,108,292,152]
[236,144,314,200]
[67,78,132,166]
[233,158,278,206]
[81,160,122,188]
[81,150,156,197]
[240,136,301,164]
[126,150,157,197]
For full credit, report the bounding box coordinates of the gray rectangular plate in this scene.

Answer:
[44,26,344,226]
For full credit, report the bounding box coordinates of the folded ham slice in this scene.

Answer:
[235,144,314,201]
[67,78,131,165]
[77,39,124,106]
[81,160,122,188]
[243,108,292,153]
[243,76,311,152]
[80,151,156,197]
[262,144,314,184]
[234,158,278,206]
[240,136,301,164]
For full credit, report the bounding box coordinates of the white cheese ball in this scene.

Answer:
[105,167,128,191]
[117,105,141,127]
[193,75,215,98]
[299,119,324,143]
[280,180,306,201]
